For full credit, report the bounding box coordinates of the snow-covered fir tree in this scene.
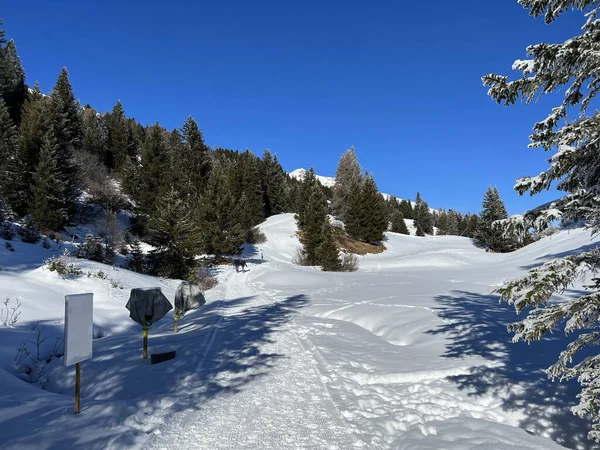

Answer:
[483,0,600,441]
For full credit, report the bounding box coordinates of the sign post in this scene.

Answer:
[64,293,93,414]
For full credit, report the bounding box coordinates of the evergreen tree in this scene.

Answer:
[332,146,362,219]
[261,150,289,217]
[199,162,244,257]
[390,210,409,235]
[301,183,328,265]
[295,167,319,229]
[0,18,6,46]
[49,68,82,219]
[446,210,460,235]
[0,39,27,126]
[147,187,201,279]
[83,106,108,163]
[0,99,26,215]
[19,82,51,197]
[483,1,600,438]
[399,199,413,219]
[344,182,364,241]
[414,193,434,235]
[126,236,145,273]
[30,130,68,230]
[177,116,212,202]
[139,122,170,219]
[105,100,128,170]
[317,222,342,271]
[476,186,509,251]
[361,174,388,242]
[416,224,425,237]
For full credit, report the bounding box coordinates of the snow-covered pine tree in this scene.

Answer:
[31,130,68,230]
[483,0,600,441]
[0,98,26,215]
[317,222,342,271]
[332,146,362,219]
[390,210,410,235]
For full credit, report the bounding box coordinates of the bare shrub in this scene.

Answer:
[245,226,267,244]
[189,264,218,291]
[292,247,310,266]
[1,295,21,327]
[340,252,359,272]
[14,322,64,387]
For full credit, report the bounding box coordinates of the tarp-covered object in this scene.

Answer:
[174,282,206,318]
[126,287,173,327]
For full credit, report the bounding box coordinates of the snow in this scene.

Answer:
[1,214,599,449]
[288,168,336,188]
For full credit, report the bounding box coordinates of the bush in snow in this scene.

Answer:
[245,226,267,244]
[76,234,110,263]
[5,241,14,251]
[1,221,14,240]
[340,252,359,272]
[484,0,600,441]
[14,322,64,387]
[17,215,40,244]
[45,249,82,278]
[292,247,310,266]
[189,264,218,291]
[1,295,21,327]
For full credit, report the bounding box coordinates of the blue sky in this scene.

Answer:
[2,0,587,215]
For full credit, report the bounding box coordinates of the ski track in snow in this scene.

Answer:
[146,264,362,450]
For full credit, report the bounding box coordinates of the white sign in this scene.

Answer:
[64,293,93,367]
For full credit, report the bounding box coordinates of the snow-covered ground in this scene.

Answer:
[1,214,599,449]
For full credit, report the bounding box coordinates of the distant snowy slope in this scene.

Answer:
[289,168,437,212]
[288,168,336,188]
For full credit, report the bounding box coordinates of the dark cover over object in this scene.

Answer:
[126,287,173,327]
[174,281,206,318]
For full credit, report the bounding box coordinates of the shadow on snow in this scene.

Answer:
[0,294,309,449]
[427,290,598,450]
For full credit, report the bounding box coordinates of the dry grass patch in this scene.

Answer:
[297,228,386,256]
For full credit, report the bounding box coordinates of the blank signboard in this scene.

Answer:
[64,293,93,367]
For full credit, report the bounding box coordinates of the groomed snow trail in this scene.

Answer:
[147,263,361,450]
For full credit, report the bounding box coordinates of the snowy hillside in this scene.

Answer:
[288,168,336,188]
[1,214,599,449]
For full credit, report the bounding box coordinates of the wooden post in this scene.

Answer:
[174,318,179,333]
[142,327,149,359]
[75,362,81,414]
